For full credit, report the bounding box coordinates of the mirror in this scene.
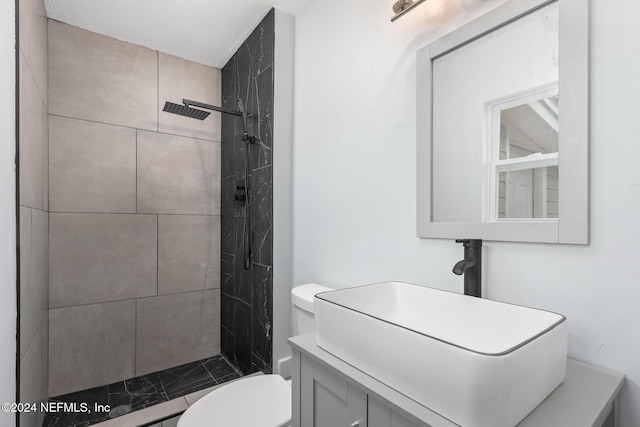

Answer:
[417,0,588,244]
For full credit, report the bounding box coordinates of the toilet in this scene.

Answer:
[177,283,333,427]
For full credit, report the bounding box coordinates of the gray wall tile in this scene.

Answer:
[19,208,49,360]
[48,21,157,131]
[41,314,48,400]
[49,301,136,396]
[19,0,48,411]
[49,213,158,308]
[137,131,221,215]
[20,325,46,427]
[158,215,220,295]
[49,116,136,213]
[19,207,32,359]
[23,209,48,356]
[31,208,49,316]
[136,290,220,375]
[41,110,48,210]
[19,53,45,210]
[19,0,47,109]
[158,53,221,141]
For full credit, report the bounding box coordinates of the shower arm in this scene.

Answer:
[182,98,258,144]
[183,99,243,117]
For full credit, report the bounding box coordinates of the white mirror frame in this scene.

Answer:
[417,0,589,244]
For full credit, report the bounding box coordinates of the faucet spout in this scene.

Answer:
[453,239,483,298]
[453,259,476,275]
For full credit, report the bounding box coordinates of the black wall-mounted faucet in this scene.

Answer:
[453,239,483,298]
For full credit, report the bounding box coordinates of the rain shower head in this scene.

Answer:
[163,99,243,121]
[162,101,211,120]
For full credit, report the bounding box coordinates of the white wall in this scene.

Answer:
[273,9,296,375]
[292,0,640,425]
[0,0,17,426]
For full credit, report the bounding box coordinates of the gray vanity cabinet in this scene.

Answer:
[290,333,625,427]
[297,352,422,427]
[299,357,367,427]
[368,397,422,427]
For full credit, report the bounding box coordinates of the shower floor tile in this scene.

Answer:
[43,355,241,427]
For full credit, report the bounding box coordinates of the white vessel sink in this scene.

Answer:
[314,282,567,427]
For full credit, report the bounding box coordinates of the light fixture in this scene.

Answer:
[391,0,427,21]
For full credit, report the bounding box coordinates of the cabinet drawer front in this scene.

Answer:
[300,354,367,427]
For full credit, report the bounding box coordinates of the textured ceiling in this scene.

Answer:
[44,0,308,68]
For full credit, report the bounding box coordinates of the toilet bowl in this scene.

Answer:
[177,283,333,427]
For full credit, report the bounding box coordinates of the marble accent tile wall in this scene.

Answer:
[48,21,223,396]
[220,9,275,374]
[19,0,49,425]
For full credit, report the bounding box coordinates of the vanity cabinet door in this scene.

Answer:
[369,396,425,427]
[300,356,367,427]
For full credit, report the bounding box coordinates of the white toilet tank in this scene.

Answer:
[177,283,333,427]
[291,284,333,335]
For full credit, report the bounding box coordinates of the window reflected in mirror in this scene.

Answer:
[487,85,559,220]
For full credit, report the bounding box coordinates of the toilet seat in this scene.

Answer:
[177,374,291,427]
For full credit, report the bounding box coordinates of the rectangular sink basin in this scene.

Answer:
[314,282,567,427]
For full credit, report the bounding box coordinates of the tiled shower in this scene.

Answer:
[46,20,223,397]
[18,1,277,424]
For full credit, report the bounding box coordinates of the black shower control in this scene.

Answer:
[234,184,247,207]
[243,133,258,144]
